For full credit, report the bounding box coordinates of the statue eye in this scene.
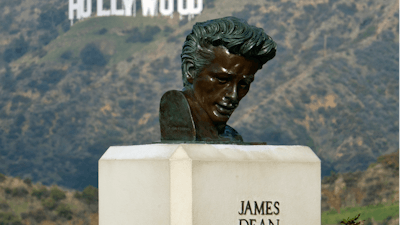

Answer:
[217,78,228,84]
[238,81,250,89]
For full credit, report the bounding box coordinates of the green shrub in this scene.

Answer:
[0,212,23,225]
[81,185,98,205]
[20,212,28,220]
[41,197,57,210]
[11,186,29,197]
[23,177,32,186]
[27,208,47,223]
[73,191,82,199]
[0,173,5,183]
[340,214,364,225]
[50,186,66,201]
[55,203,72,220]
[80,43,107,66]
[3,35,29,63]
[0,201,10,210]
[32,186,50,199]
[4,187,12,195]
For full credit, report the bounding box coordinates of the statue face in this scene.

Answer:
[187,47,260,125]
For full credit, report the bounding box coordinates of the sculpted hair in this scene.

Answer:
[181,16,277,88]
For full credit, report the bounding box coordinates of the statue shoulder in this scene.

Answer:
[159,90,196,141]
[160,90,186,103]
[221,125,243,142]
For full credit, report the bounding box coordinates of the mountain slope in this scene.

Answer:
[0,0,398,190]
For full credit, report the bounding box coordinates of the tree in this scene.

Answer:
[80,43,107,66]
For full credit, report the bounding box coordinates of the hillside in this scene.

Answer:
[0,173,98,225]
[321,151,399,224]
[0,0,398,190]
[0,151,397,225]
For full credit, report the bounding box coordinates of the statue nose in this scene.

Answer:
[224,84,239,104]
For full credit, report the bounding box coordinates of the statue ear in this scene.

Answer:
[185,63,195,84]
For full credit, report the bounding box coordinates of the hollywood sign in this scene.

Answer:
[69,0,203,25]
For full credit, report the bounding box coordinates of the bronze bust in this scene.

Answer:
[160,16,277,142]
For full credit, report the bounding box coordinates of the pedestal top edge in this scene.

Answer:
[99,144,320,163]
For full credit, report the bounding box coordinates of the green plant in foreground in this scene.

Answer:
[340,214,364,225]
[322,202,399,223]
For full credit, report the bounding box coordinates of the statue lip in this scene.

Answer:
[218,101,237,109]
[216,103,236,115]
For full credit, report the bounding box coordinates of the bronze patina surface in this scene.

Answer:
[160,16,277,142]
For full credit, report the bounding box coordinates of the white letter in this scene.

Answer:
[192,0,202,14]
[69,0,81,23]
[159,0,173,17]
[122,0,135,16]
[97,0,111,16]
[141,0,158,17]
[111,0,124,15]
[81,0,92,18]
[178,0,202,19]
[177,0,190,16]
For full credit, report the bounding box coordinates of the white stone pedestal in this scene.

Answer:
[99,144,321,225]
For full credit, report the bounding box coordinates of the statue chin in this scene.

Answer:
[159,90,243,142]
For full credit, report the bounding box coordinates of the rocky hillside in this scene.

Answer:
[0,0,398,190]
[0,173,98,225]
[321,151,399,225]
[322,151,399,210]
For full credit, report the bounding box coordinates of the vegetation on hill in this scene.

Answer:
[321,151,399,225]
[0,0,397,192]
[0,151,397,225]
[0,175,98,225]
